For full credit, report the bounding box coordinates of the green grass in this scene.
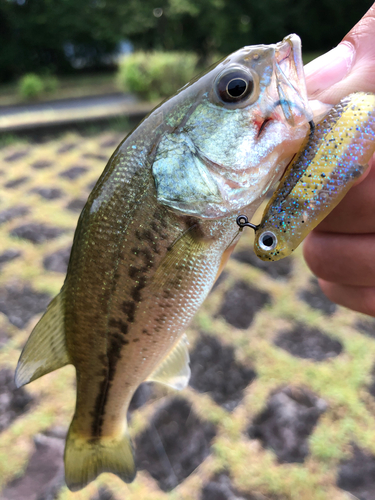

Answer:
[0,122,374,500]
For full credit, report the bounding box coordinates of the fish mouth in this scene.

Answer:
[273,34,313,126]
[257,117,273,138]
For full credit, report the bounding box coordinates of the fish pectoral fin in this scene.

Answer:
[15,290,70,388]
[64,422,136,491]
[147,334,190,390]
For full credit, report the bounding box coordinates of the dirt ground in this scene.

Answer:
[1,129,375,500]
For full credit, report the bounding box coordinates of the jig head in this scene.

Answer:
[236,214,278,251]
[236,215,259,231]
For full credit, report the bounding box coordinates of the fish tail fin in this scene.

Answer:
[64,421,136,491]
[15,290,69,388]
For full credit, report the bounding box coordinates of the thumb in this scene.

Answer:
[305,3,375,104]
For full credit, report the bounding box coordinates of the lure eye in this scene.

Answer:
[216,69,255,104]
[258,231,277,251]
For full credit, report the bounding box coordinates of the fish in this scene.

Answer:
[15,34,316,491]
[254,92,375,261]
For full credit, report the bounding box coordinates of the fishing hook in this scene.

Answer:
[236,215,259,231]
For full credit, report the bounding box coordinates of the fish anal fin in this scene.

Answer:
[15,290,69,388]
[147,334,190,390]
[64,422,136,491]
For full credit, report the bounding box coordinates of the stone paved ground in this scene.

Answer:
[1,129,375,500]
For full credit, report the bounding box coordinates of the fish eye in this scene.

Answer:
[258,231,277,251]
[216,69,255,104]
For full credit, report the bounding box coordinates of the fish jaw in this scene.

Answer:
[273,34,313,127]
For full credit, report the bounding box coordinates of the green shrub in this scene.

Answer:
[117,51,199,101]
[42,75,58,93]
[18,73,44,100]
[18,73,59,101]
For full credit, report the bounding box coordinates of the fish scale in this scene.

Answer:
[15,34,317,491]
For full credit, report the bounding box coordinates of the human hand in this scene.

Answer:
[302,3,375,316]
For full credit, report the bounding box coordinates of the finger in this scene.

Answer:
[303,231,375,286]
[318,279,375,316]
[314,155,375,233]
[305,3,375,103]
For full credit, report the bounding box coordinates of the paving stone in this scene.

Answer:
[356,318,375,339]
[299,279,337,315]
[59,165,88,180]
[249,386,327,463]
[43,426,68,440]
[11,223,65,244]
[90,486,118,500]
[4,177,29,189]
[82,153,108,161]
[43,246,72,274]
[1,432,65,500]
[201,474,272,500]
[0,367,34,433]
[0,283,51,329]
[274,324,343,361]
[211,270,228,292]
[4,150,28,162]
[218,280,270,329]
[100,137,120,148]
[0,206,29,225]
[0,249,22,267]
[233,250,293,280]
[367,364,375,399]
[66,198,87,212]
[57,143,76,153]
[128,383,153,414]
[190,334,256,410]
[337,444,375,500]
[86,180,98,191]
[31,160,53,169]
[0,328,10,346]
[136,397,216,491]
[32,187,64,200]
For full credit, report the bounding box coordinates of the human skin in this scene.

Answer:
[302,2,375,316]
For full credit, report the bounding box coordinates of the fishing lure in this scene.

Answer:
[252,92,375,261]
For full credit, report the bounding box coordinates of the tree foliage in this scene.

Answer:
[0,0,373,82]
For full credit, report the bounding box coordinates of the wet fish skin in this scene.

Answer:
[254,92,375,261]
[15,35,314,491]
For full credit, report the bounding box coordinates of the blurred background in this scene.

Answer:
[1,2,375,500]
[0,0,373,113]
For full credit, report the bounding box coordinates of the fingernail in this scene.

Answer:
[305,42,355,95]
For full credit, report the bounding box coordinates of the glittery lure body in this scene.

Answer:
[254,92,375,261]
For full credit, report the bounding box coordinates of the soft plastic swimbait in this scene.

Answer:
[253,92,375,261]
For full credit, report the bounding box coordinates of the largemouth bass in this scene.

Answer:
[15,35,315,491]
[254,92,375,261]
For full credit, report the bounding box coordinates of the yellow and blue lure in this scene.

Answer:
[251,92,375,261]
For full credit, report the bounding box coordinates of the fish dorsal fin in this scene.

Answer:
[15,290,70,388]
[147,334,190,390]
